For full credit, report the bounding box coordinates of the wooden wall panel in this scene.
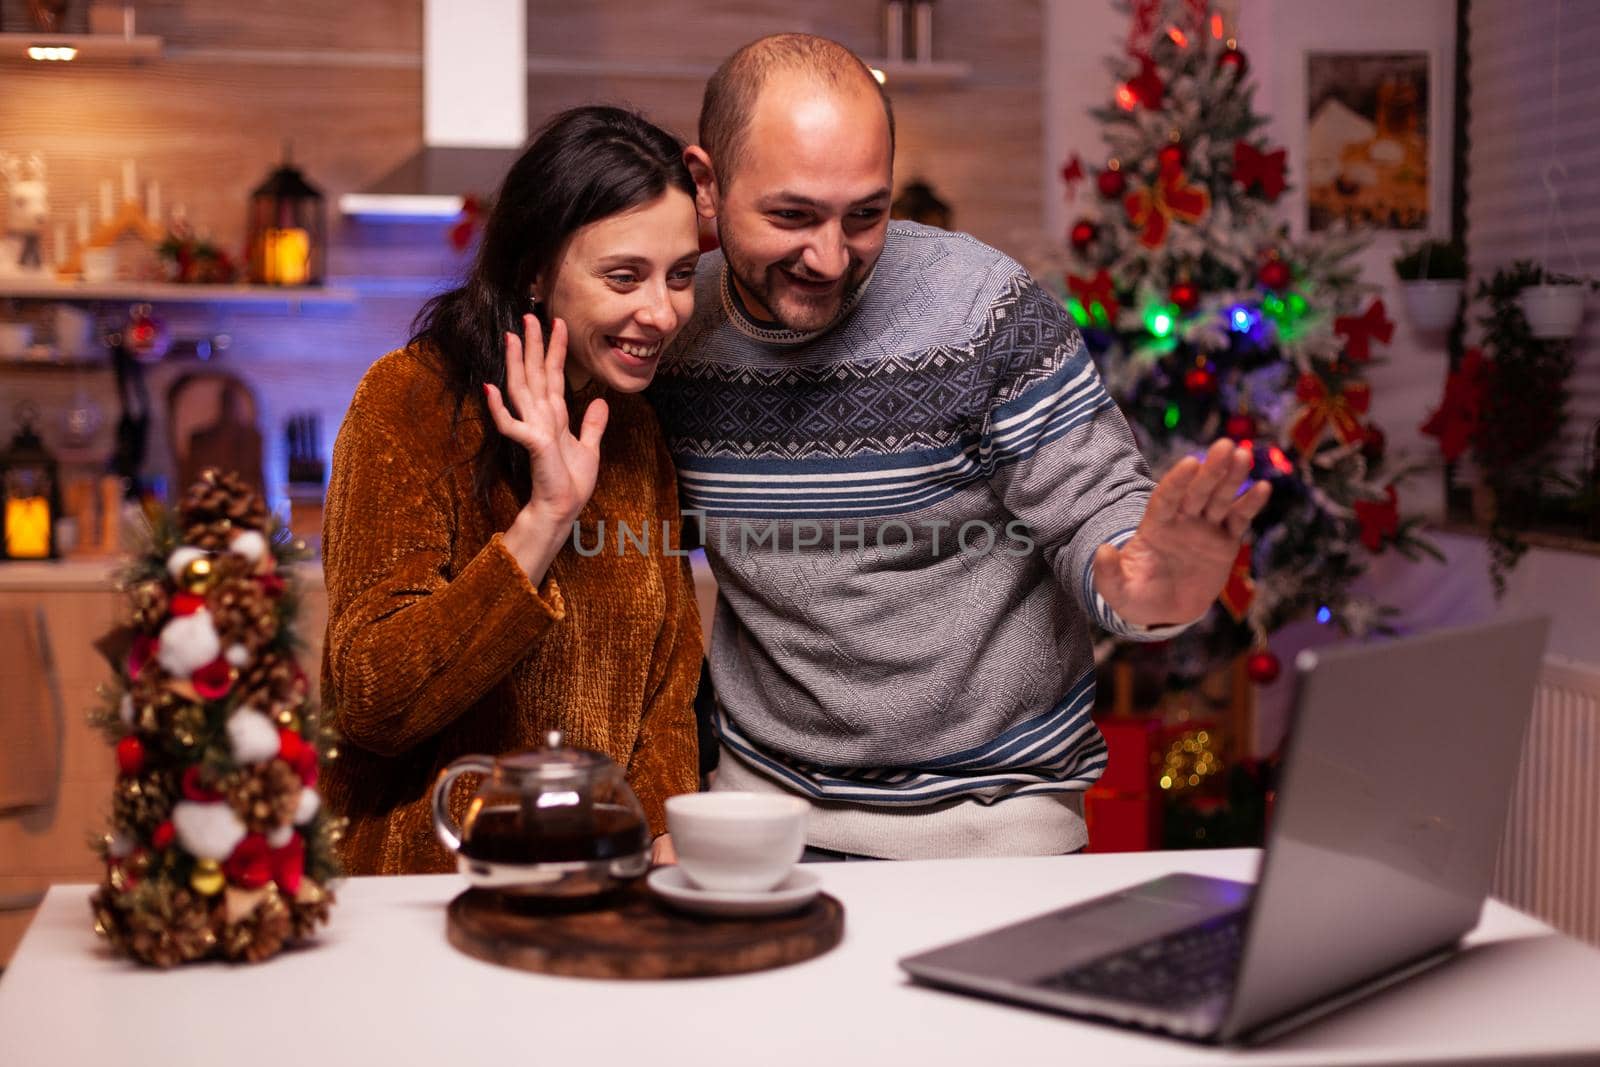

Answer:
[1,0,1043,500]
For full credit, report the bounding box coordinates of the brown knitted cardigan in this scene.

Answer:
[319,345,701,875]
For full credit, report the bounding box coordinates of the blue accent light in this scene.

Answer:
[1229,306,1258,333]
[1316,606,1332,624]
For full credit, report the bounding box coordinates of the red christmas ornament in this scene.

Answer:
[1225,413,1257,440]
[1097,167,1127,199]
[224,833,274,890]
[1060,154,1086,188]
[1217,45,1248,79]
[152,820,176,851]
[1355,486,1401,552]
[191,657,235,701]
[1069,219,1099,250]
[1362,425,1387,464]
[1169,280,1200,312]
[1246,649,1281,684]
[1184,367,1217,395]
[1158,142,1187,173]
[115,735,145,776]
[1258,259,1292,291]
[256,573,286,598]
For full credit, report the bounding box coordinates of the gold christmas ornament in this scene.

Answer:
[190,860,225,897]
[180,555,217,594]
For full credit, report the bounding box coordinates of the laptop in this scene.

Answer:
[899,617,1550,1044]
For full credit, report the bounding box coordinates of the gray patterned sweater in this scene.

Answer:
[650,222,1171,857]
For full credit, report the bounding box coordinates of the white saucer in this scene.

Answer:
[647,866,821,918]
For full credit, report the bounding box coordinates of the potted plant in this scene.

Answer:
[1517,268,1594,340]
[1392,239,1467,333]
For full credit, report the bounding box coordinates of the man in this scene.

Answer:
[650,33,1268,859]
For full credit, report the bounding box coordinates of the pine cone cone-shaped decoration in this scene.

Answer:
[223,759,302,834]
[288,885,335,940]
[112,770,177,837]
[235,651,309,729]
[127,671,210,749]
[128,579,169,632]
[93,885,218,968]
[209,571,279,656]
[178,469,270,550]
[218,887,291,962]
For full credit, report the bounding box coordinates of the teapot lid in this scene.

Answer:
[497,730,613,782]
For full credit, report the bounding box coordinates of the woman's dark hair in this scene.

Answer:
[410,105,695,497]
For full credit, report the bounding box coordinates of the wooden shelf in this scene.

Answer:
[0,279,356,306]
[0,32,163,62]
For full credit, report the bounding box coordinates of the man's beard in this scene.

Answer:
[723,235,866,334]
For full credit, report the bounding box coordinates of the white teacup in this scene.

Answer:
[666,792,808,893]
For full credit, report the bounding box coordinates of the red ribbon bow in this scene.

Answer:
[1066,269,1120,324]
[1291,373,1371,453]
[1218,543,1255,621]
[1334,299,1396,363]
[1123,167,1211,249]
[1233,141,1288,201]
[1354,486,1400,552]
[1060,153,1085,191]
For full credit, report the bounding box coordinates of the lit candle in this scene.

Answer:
[122,160,136,204]
[264,227,310,285]
[99,180,113,221]
[76,203,90,243]
[5,497,52,559]
[147,180,161,223]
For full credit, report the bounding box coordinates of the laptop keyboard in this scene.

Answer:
[1033,910,1248,1008]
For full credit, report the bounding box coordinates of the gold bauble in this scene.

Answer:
[190,860,225,896]
[180,555,218,594]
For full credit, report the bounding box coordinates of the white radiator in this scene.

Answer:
[1493,658,1600,947]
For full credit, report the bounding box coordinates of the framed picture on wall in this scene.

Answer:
[1305,52,1430,232]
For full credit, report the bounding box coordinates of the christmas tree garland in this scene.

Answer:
[89,469,343,967]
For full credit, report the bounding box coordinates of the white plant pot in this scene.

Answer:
[1518,284,1587,340]
[1398,279,1464,333]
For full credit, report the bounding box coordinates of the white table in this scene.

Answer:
[4,849,1599,1065]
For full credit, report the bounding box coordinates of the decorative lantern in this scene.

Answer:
[246,148,325,286]
[2,405,61,560]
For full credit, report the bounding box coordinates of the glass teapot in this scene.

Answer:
[431,731,651,898]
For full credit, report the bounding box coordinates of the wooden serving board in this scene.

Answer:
[446,885,844,979]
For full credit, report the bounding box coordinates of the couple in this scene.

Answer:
[321,33,1269,874]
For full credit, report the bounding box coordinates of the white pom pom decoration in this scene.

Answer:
[230,529,268,564]
[172,800,247,862]
[226,707,281,764]
[225,643,252,668]
[266,824,294,849]
[293,787,320,826]
[166,546,207,582]
[157,609,221,677]
[107,832,134,859]
[118,692,135,728]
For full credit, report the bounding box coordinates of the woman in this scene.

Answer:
[320,106,703,875]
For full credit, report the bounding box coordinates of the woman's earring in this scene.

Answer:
[530,294,545,318]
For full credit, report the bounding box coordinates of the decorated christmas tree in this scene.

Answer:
[1046,0,1442,848]
[89,469,341,967]
[1057,0,1437,690]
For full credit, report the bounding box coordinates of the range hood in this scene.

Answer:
[339,0,526,219]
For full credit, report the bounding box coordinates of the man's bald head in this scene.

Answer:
[699,33,895,186]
